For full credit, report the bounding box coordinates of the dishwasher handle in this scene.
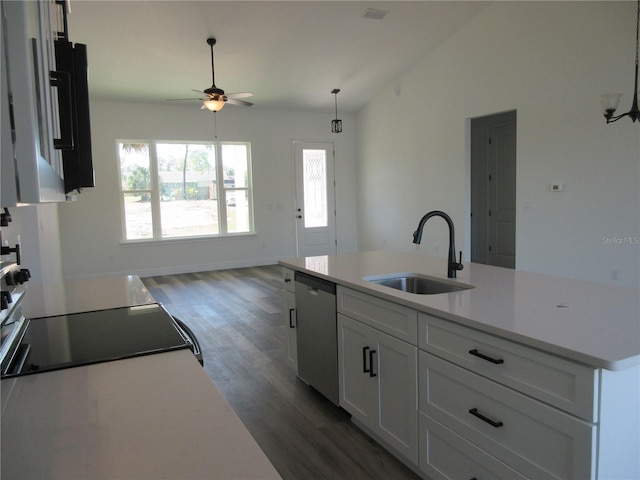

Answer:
[294,271,336,295]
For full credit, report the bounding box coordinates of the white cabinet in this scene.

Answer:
[417,312,640,480]
[2,0,66,204]
[418,413,528,480]
[419,351,595,479]
[337,287,418,465]
[281,268,297,370]
[418,313,598,421]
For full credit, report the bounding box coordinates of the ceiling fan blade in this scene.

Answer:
[226,98,253,107]
[166,98,204,101]
[191,89,208,95]
[226,92,254,99]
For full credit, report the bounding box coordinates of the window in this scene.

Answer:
[117,140,253,241]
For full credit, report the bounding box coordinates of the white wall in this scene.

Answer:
[356,1,640,288]
[57,100,357,278]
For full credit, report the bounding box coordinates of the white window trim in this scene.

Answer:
[116,139,255,243]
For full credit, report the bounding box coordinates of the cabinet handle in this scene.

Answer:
[49,69,75,150]
[288,308,295,328]
[469,408,503,428]
[362,346,370,373]
[369,349,377,377]
[468,349,504,365]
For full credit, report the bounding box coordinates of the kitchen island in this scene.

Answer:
[280,250,640,370]
[1,275,281,479]
[280,250,640,480]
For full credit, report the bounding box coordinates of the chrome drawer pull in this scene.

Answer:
[469,349,504,365]
[469,408,504,428]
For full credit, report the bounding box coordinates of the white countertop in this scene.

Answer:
[22,275,156,318]
[2,275,281,479]
[280,251,640,370]
[1,349,281,479]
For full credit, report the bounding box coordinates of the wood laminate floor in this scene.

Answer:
[142,265,421,480]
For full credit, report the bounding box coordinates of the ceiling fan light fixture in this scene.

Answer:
[204,98,225,112]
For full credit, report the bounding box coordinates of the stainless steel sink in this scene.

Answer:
[364,273,474,295]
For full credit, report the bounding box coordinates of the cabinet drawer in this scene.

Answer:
[418,412,527,480]
[419,352,595,480]
[337,287,417,344]
[418,313,598,421]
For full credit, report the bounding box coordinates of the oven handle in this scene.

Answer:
[172,316,203,367]
[6,343,31,376]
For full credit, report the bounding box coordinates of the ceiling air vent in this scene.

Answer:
[361,8,388,20]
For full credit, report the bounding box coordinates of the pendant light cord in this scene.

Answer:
[635,0,639,69]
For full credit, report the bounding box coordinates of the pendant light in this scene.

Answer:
[601,0,640,123]
[331,88,342,133]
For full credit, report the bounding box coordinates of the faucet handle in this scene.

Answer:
[455,251,464,271]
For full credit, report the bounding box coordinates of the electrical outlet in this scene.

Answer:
[610,269,620,281]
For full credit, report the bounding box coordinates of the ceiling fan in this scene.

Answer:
[168,37,253,112]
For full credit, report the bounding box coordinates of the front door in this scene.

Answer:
[293,142,337,257]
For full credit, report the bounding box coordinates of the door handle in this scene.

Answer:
[368,349,377,377]
[288,308,295,328]
[362,346,370,373]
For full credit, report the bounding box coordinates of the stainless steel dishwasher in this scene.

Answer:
[294,271,338,405]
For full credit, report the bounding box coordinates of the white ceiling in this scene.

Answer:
[67,1,489,114]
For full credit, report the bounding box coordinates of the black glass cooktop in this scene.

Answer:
[4,303,190,377]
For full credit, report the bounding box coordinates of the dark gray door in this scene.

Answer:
[471,111,516,268]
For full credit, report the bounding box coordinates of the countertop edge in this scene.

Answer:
[279,257,640,371]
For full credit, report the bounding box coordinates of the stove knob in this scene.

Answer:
[1,290,11,310]
[15,269,31,284]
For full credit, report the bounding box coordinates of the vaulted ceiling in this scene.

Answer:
[68,1,489,113]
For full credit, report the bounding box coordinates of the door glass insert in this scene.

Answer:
[303,149,328,228]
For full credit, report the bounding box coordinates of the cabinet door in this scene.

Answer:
[3,0,65,203]
[374,328,418,464]
[283,290,297,370]
[338,314,376,426]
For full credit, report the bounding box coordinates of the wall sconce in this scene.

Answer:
[331,88,342,133]
[601,0,639,124]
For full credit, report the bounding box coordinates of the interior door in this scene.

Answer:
[487,121,516,268]
[471,111,516,268]
[294,142,337,257]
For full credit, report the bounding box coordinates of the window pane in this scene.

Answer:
[119,143,150,190]
[156,143,219,238]
[123,192,152,240]
[160,198,219,237]
[222,144,249,188]
[303,149,327,228]
[226,190,250,233]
